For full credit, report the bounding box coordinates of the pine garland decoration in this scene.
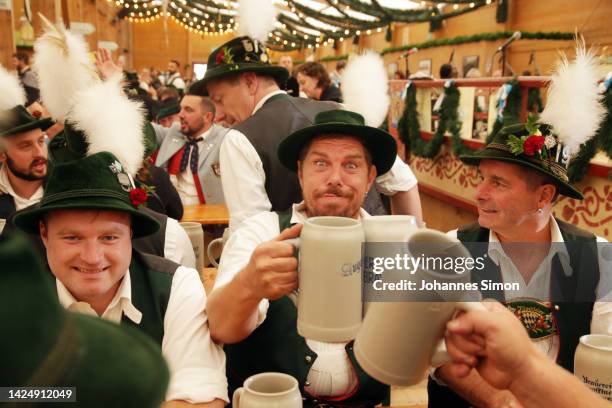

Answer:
[496,0,508,23]
[486,79,522,144]
[567,84,612,182]
[397,82,420,157]
[527,88,544,113]
[397,81,478,159]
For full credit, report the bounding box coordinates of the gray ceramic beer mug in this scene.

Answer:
[232,372,302,408]
[286,216,364,342]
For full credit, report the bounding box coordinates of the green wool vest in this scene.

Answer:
[224,213,389,407]
[427,220,599,408]
[120,251,177,345]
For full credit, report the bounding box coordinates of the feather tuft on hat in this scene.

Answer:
[237,0,277,43]
[0,65,26,110]
[33,13,98,122]
[69,73,145,175]
[539,37,606,155]
[341,52,390,127]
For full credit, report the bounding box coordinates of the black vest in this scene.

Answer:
[233,94,340,213]
[224,212,389,407]
[0,193,17,220]
[120,251,178,344]
[427,220,599,408]
[132,207,168,259]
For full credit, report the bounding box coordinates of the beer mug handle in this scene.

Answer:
[207,238,224,268]
[232,387,244,407]
[430,301,488,367]
[283,238,300,307]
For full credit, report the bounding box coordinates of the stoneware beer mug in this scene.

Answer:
[207,227,230,267]
[362,215,419,242]
[286,216,364,342]
[355,228,485,386]
[232,372,302,408]
[574,334,612,401]
[179,222,204,271]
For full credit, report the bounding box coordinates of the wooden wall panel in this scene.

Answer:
[0,9,14,67]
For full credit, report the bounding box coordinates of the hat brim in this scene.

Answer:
[460,149,583,200]
[67,313,169,405]
[278,122,397,175]
[13,196,160,238]
[190,65,289,96]
[0,118,53,137]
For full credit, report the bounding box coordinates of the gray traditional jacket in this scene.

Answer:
[152,122,226,204]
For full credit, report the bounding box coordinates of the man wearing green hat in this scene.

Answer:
[428,122,611,408]
[13,151,228,407]
[207,110,396,406]
[11,42,228,406]
[0,65,53,221]
[157,98,181,128]
[1,231,170,407]
[189,36,421,232]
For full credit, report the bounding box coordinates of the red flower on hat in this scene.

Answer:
[130,187,148,207]
[215,49,225,65]
[523,135,545,156]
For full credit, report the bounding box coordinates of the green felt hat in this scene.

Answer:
[189,36,289,96]
[0,232,169,406]
[156,102,181,121]
[14,151,160,238]
[0,105,53,137]
[278,110,397,174]
[460,123,583,200]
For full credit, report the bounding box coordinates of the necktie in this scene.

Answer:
[179,137,203,174]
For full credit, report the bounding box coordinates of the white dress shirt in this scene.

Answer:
[169,127,214,205]
[57,266,229,403]
[216,202,371,397]
[164,217,197,269]
[447,217,612,360]
[219,90,418,232]
[0,165,44,211]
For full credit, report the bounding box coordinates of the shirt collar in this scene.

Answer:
[0,165,44,209]
[56,270,143,324]
[189,124,214,142]
[289,201,370,225]
[487,216,573,277]
[252,90,287,115]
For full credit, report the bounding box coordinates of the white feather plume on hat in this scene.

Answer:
[0,64,26,111]
[69,73,145,176]
[33,14,98,122]
[238,0,277,43]
[341,52,390,127]
[539,38,606,155]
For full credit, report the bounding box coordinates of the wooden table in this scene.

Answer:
[201,267,218,294]
[181,204,229,225]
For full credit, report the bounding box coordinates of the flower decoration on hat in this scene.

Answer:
[129,185,155,208]
[507,114,548,158]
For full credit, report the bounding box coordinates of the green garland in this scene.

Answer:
[485,79,521,144]
[319,54,349,62]
[496,0,508,23]
[527,88,544,113]
[567,85,612,182]
[382,31,573,55]
[395,78,612,179]
[397,81,477,158]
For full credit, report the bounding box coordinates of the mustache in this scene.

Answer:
[30,158,48,168]
[315,186,352,198]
